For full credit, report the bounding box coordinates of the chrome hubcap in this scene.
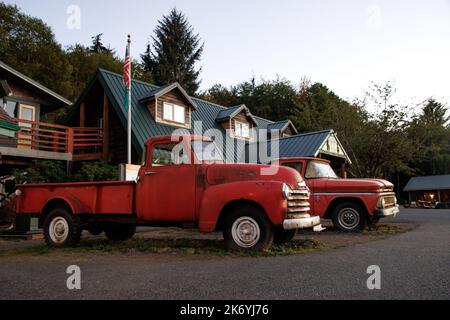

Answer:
[49,217,69,244]
[231,217,260,248]
[338,208,360,229]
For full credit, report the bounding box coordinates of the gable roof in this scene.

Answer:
[215,104,258,126]
[404,175,450,192]
[267,120,298,135]
[0,60,71,106]
[248,129,352,164]
[139,82,198,109]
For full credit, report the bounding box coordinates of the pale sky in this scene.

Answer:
[4,0,450,107]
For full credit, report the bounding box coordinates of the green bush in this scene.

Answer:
[12,160,68,184]
[11,160,119,184]
[73,162,118,182]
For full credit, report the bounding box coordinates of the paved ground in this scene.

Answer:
[0,208,449,300]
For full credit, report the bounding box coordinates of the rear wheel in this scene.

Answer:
[43,208,82,248]
[332,202,367,232]
[104,223,136,242]
[223,205,274,252]
[273,228,296,245]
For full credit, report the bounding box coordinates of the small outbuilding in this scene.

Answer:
[404,175,450,203]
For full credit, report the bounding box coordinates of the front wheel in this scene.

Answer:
[223,205,274,252]
[332,202,367,232]
[104,223,136,242]
[43,208,82,248]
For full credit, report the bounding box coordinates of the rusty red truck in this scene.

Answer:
[277,157,400,232]
[14,135,322,251]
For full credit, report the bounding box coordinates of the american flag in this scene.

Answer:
[123,36,131,88]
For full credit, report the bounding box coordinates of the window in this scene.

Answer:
[283,162,304,175]
[234,121,250,139]
[192,141,224,162]
[305,161,339,179]
[163,102,185,124]
[152,143,189,166]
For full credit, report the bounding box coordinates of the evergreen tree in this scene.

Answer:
[142,8,204,95]
[89,34,112,54]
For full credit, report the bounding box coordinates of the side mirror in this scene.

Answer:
[4,180,16,194]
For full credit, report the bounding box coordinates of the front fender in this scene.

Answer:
[198,181,287,233]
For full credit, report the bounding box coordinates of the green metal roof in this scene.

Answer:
[267,120,298,135]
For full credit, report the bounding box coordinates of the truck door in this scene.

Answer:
[136,141,196,222]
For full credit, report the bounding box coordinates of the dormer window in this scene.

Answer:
[235,121,250,139]
[163,102,185,124]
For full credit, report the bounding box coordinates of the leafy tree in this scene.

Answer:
[0,2,73,98]
[408,99,450,175]
[202,77,299,121]
[142,8,204,95]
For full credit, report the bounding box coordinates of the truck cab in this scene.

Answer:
[276,157,400,232]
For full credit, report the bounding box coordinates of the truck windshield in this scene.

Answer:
[192,141,224,163]
[305,161,339,179]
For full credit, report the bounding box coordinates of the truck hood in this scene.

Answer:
[206,163,302,188]
[314,178,394,193]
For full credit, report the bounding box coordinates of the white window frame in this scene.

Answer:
[163,102,185,124]
[234,120,250,139]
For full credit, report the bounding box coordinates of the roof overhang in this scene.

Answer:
[0,60,71,106]
[216,104,259,127]
[138,82,198,110]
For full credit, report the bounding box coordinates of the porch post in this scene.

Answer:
[102,92,110,162]
[79,103,86,127]
[341,162,347,179]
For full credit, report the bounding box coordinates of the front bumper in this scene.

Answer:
[374,205,400,218]
[283,215,321,230]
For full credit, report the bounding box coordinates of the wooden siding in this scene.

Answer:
[154,90,192,129]
[219,111,254,141]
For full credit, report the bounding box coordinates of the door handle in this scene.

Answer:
[144,171,157,176]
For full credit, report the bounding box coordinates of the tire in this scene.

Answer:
[87,222,104,236]
[273,228,296,245]
[332,202,367,233]
[43,208,82,248]
[223,205,274,252]
[104,223,136,242]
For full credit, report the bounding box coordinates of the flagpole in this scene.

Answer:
[127,35,132,165]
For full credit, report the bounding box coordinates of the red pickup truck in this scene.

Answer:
[277,157,400,232]
[15,136,322,251]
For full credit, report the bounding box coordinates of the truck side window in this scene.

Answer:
[284,162,303,175]
[152,143,189,166]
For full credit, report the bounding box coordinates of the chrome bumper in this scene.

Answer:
[374,205,400,218]
[283,215,322,230]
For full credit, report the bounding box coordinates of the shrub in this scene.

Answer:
[73,162,118,182]
[11,160,68,184]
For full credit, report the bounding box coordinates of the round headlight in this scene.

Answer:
[282,183,291,199]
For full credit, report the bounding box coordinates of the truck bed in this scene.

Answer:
[16,181,135,215]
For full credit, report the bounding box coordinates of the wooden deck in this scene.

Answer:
[0,119,103,162]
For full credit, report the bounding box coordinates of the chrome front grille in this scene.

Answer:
[287,189,310,215]
[384,196,396,207]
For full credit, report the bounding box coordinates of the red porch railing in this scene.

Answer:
[0,119,103,160]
